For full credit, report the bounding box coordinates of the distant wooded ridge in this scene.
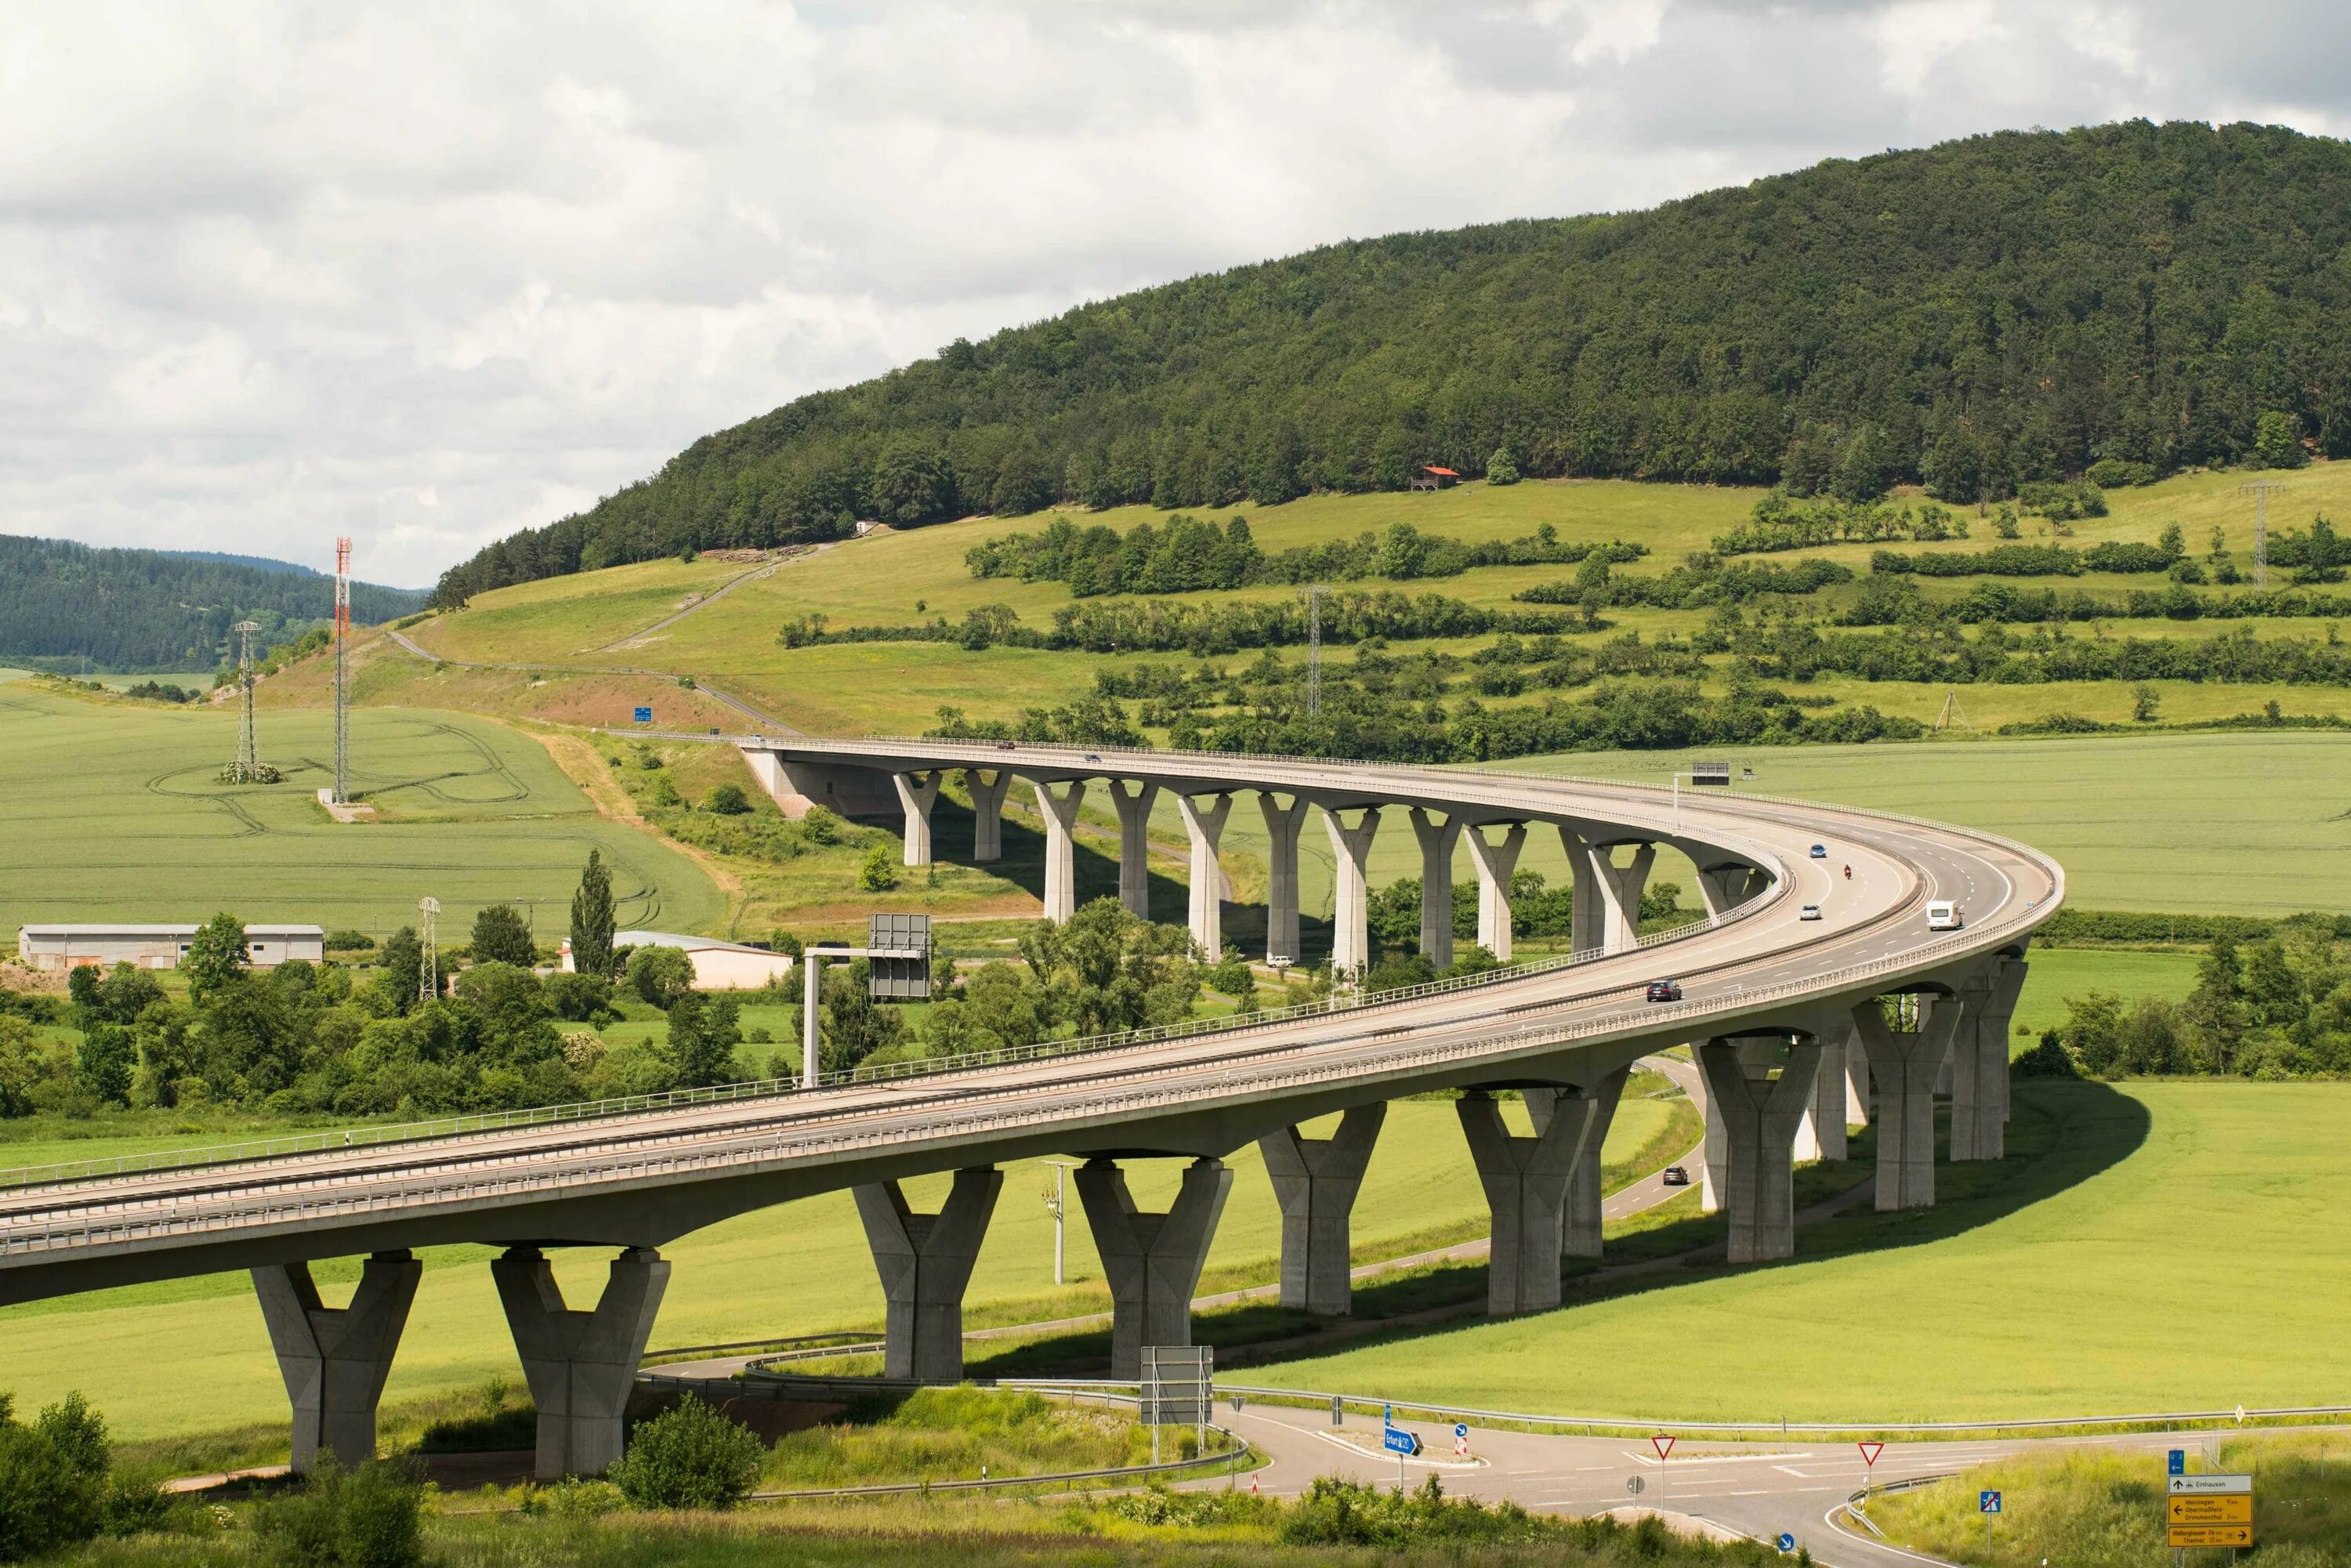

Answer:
[432,119,2351,609]
[0,534,433,672]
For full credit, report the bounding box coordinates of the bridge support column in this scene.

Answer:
[1686,1050,1730,1214]
[252,1251,421,1472]
[1951,959,2027,1161]
[1259,1104,1385,1316]
[1074,1157,1232,1379]
[1465,823,1527,962]
[1032,780,1088,923]
[1695,1037,1826,1264]
[965,769,1011,862]
[1259,793,1308,966]
[1454,1091,1586,1315]
[1176,794,1233,957]
[493,1245,670,1479]
[1843,1025,1873,1125]
[1695,861,1762,918]
[1107,780,1160,918]
[1526,1066,1629,1259]
[1561,827,1602,958]
[853,1167,1002,1382]
[1407,808,1460,969]
[1320,806,1382,980]
[1807,1033,1851,1161]
[893,772,940,867]
[1594,842,1656,954]
[1853,998,1962,1210]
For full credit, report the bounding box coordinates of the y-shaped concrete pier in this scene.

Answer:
[252,1250,421,1472]
[492,1246,670,1478]
[854,1167,1002,1382]
[1074,1157,1232,1378]
[1259,1104,1386,1315]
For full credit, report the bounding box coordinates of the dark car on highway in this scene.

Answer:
[1644,980,1683,1003]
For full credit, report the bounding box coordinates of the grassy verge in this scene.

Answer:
[1871,1432,2351,1565]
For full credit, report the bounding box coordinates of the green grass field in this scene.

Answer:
[0,679,724,940]
[2010,947,2199,1041]
[1261,1079,2351,1422]
[0,1098,1678,1444]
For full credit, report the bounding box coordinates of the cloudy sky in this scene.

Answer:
[3,2,2346,586]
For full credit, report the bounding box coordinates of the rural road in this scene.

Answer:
[382,626,799,735]
[586,543,835,653]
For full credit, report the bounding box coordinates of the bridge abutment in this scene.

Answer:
[1408,808,1461,969]
[1074,1157,1231,1378]
[1526,1066,1629,1259]
[1259,793,1308,966]
[965,768,1011,862]
[1695,1035,1826,1263]
[1854,997,1962,1210]
[252,1250,421,1472]
[1107,780,1161,918]
[1454,1090,1585,1315]
[1259,1104,1386,1316]
[853,1168,1002,1382]
[492,1245,670,1479]
[1033,780,1089,922]
[1176,793,1233,956]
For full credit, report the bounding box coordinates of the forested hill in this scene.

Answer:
[0,534,432,671]
[433,119,2351,608]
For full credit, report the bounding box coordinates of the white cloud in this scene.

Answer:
[0,0,2345,585]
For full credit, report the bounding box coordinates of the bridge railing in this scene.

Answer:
[0,888,2052,1259]
[0,894,1766,1194]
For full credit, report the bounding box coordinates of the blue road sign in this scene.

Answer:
[2169,1449,2186,1476]
[1980,1490,2002,1514]
[1382,1426,1422,1457]
[1454,1422,1469,1439]
[1776,1533,1796,1552]
[632,706,653,724]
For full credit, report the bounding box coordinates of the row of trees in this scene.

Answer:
[2051,921,2351,1079]
[430,122,2351,607]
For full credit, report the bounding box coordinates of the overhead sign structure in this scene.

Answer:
[866,912,933,998]
[632,706,653,724]
[2167,1472,2254,1550]
[1692,760,1733,788]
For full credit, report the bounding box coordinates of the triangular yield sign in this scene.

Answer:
[1858,1442,1884,1466]
[1652,1435,1675,1461]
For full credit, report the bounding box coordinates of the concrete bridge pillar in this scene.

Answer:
[1951,958,2027,1161]
[1594,842,1656,954]
[1806,1025,1856,1161]
[493,1245,670,1479]
[1407,808,1460,969]
[1842,1023,1873,1125]
[1560,825,1603,957]
[252,1250,422,1472]
[1465,822,1527,963]
[1176,793,1233,957]
[1259,793,1309,966]
[893,772,941,867]
[1074,1157,1232,1379]
[965,768,1012,863]
[1695,1036,1826,1264]
[1853,996,1962,1210]
[1031,780,1089,923]
[1259,1103,1386,1316]
[1526,1066,1629,1259]
[1695,861,1763,918]
[1454,1090,1588,1315]
[1320,806,1382,980]
[1107,779,1161,918]
[853,1167,1002,1382]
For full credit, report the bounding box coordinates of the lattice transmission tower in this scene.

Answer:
[1305,585,1324,717]
[2241,480,2286,588]
[332,537,353,805]
[222,621,280,783]
[418,896,440,1003]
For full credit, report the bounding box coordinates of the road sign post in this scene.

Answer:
[632,706,652,724]
[1653,1434,1674,1508]
[2167,1472,2254,1552]
[1980,1488,2001,1552]
[1381,1418,1420,1487]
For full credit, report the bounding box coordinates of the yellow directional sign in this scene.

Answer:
[2170,1495,2253,1526]
[2168,1524,2254,1548]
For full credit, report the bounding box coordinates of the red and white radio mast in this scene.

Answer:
[333,537,353,805]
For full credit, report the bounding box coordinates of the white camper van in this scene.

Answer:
[1925,900,1962,931]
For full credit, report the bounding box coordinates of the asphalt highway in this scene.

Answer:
[0,741,2059,1304]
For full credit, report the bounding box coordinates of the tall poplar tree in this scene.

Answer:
[571,849,616,978]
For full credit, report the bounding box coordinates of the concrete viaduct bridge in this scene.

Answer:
[0,737,2059,1482]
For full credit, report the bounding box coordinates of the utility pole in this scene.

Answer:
[1306,584,1324,716]
[1041,1160,1073,1284]
[2241,481,2286,588]
[332,537,352,805]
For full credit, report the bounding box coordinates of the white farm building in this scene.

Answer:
[563,930,795,990]
[15,923,327,973]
